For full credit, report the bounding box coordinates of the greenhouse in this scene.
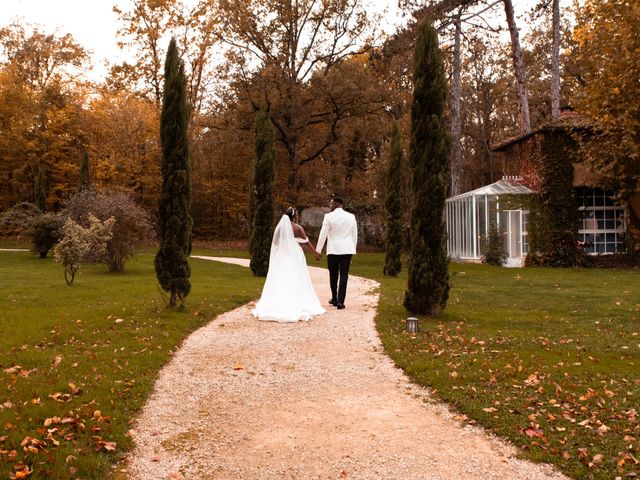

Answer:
[445,177,534,267]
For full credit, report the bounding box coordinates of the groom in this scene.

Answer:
[315,196,358,310]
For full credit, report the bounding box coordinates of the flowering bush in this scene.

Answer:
[53,215,115,285]
[63,189,155,272]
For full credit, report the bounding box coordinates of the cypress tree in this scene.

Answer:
[383,122,403,276]
[404,21,451,317]
[78,151,90,192]
[34,165,46,212]
[249,105,275,277]
[154,38,193,307]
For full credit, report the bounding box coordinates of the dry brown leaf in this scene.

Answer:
[101,441,117,452]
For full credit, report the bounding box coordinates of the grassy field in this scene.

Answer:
[0,250,262,479]
[1,248,639,479]
[349,254,640,480]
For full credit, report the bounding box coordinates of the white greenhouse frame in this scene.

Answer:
[445,178,534,266]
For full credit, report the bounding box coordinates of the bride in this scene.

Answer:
[252,207,326,322]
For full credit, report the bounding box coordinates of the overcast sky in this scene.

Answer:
[0,0,542,82]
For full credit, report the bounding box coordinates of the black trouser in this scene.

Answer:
[327,254,352,305]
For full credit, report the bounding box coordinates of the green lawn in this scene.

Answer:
[1,249,638,479]
[349,254,640,480]
[0,251,263,479]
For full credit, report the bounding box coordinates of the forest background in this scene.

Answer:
[0,0,631,244]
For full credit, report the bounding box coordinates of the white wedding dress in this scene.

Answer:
[252,215,326,322]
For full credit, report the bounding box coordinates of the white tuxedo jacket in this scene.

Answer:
[316,208,358,255]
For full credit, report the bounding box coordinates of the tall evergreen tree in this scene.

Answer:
[404,21,451,317]
[78,151,90,192]
[34,164,46,212]
[383,122,403,277]
[154,38,193,307]
[249,105,275,277]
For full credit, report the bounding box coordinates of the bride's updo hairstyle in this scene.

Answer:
[285,207,297,221]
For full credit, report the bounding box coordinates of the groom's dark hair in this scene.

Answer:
[332,195,344,206]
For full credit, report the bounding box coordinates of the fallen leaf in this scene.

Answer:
[51,355,62,369]
[524,373,540,386]
[523,427,545,438]
[482,407,498,413]
[101,441,117,452]
[590,453,604,467]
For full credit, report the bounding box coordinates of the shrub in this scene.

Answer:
[64,189,154,272]
[0,202,41,236]
[483,222,507,266]
[30,213,64,258]
[53,215,115,285]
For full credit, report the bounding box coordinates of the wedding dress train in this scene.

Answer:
[251,215,326,322]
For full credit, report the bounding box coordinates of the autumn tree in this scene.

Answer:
[86,90,161,207]
[249,106,276,277]
[78,151,90,192]
[404,21,451,317]
[111,0,181,109]
[383,123,403,276]
[0,24,89,209]
[34,164,47,212]
[502,0,531,133]
[155,38,193,307]
[111,0,218,118]
[572,0,640,237]
[550,0,561,120]
[217,0,379,203]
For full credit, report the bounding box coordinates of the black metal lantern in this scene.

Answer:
[405,317,419,334]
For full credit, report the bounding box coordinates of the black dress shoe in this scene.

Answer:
[336,303,345,309]
[329,299,338,306]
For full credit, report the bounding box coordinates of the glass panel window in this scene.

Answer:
[576,187,626,255]
[521,211,529,255]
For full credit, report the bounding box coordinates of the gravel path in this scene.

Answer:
[125,257,568,480]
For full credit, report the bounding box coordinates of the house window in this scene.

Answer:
[576,188,626,254]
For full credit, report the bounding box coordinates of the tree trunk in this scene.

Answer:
[551,0,561,120]
[503,0,531,132]
[450,11,463,196]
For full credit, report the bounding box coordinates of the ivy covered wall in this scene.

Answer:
[526,132,578,266]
